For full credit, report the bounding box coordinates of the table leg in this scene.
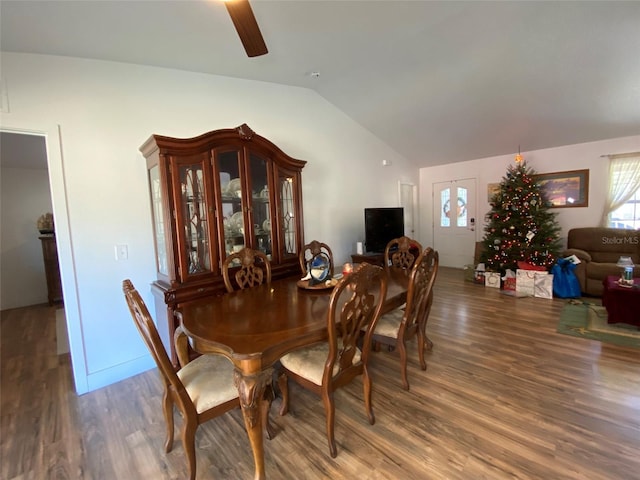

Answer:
[233,367,274,480]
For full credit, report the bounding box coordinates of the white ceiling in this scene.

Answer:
[1,0,639,168]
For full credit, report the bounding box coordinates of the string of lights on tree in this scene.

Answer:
[480,151,561,272]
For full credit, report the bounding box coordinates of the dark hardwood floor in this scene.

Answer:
[2,267,639,479]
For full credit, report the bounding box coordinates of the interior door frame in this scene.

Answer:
[1,116,87,394]
[398,181,418,238]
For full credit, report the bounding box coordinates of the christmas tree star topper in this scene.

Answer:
[515,146,523,164]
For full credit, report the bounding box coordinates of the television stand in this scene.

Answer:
[351,252,385,267]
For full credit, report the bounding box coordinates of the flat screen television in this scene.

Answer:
[364,207,404,253]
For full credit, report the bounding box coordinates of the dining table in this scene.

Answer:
[176,266,411,480]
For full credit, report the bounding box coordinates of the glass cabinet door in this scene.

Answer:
[248,153,272,259]
[216,150,246,257]
[172,154,216,280]
[278,172,298,259]
[148,164,168,277]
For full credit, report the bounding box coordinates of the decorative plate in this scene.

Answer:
[230,212,244,234]
[227,178,242,198]
[309,253,331,282]
[262,219,271,232]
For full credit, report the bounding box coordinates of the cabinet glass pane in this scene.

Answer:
[179,164,210,273]
[249,153,272,259]
[280,175,296,255]
[218,150,245,256]
[149,165,168,275]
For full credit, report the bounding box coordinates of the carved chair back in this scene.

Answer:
[222,247,272,293]
[123,279,188,403]
[384,236,423,269]
[404,248,439,338]
[326,262,387,385]
[299,240,334,275]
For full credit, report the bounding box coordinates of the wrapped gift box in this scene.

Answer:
[515,269,537,296]
[474,263,486,284]
[484,272,501,288]
[534,273,553,299]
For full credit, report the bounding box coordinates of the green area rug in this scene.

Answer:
[557,303,640,348]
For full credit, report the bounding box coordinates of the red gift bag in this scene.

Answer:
[516,261,547,272]
[502,268,517,291]
[504,277,516,291]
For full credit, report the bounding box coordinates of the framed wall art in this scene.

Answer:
[535,169,589,208]
[487,182,501,202]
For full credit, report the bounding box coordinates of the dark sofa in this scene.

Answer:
[563,227,640,296]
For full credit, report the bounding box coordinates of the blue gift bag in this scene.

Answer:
[551,259,581,298]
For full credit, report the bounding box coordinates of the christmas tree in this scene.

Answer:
[480,155,561,272]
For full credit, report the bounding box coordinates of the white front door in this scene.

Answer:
[433,178,477,268]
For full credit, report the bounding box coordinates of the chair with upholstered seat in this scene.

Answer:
[122,279,241,480]
[380,236,426,346]
[300,240,334,275]
[222,247,272,293]
[277,262,388,458]
[371,247,439,390]
[384,236,423,269]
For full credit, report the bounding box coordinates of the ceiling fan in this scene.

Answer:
[224,0,268,57]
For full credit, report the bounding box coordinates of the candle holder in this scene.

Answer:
[616,256,634,286]
[342,262,353,276]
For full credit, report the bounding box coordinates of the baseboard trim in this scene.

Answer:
[85,354,155,394]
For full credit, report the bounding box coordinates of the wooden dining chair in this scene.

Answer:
[384,236,423,269]
[370,247,439,390]
[277,262,388,458]
[299,240,334,275]
[123,279,241,480]
[222,247,272,293]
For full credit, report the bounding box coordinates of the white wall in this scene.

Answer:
[419,134,640,265]
[0,165,52,309]
[0,52,418,393]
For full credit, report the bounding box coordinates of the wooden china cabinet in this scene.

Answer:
[140,124,306,362]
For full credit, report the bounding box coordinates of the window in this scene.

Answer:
[609,187,640,229]
[603,153,640,229]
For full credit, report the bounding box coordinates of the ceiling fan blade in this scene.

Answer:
[225,0,268,57]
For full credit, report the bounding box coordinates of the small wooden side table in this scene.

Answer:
[602,275,640,327]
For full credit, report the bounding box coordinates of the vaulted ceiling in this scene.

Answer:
[2,0,639,168]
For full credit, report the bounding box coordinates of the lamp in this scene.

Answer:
[616,256,634,285]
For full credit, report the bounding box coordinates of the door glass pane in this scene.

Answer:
[280,175,296,255]
[457,187,468,227]
[440,188,450,227]
[149,165,168,275]
[249,153,272,258]
[179,163,210,274]
[218,150,244,257]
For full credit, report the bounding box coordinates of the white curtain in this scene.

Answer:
[601,152,640,227]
